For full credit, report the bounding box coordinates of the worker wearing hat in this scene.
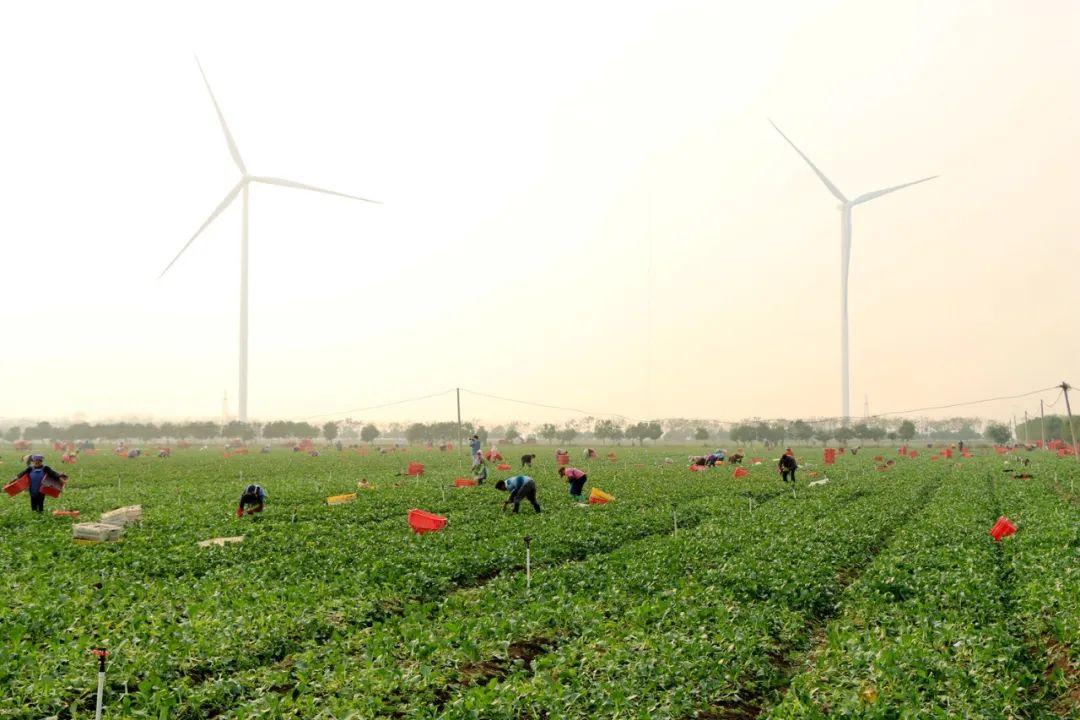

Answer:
[10,454,68,513]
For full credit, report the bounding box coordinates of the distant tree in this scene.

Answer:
[985,422,1012,445]
[556,426,578,445]
[834,427,855,445]
[405,423,428,444]
[223,421,257,441]
[593,419,619,444]
[4,426,22,442]
[23,421,53,441]
[886,431,898,441]
[476,426,489,444]
[693,427,709,442]
[360,424,380,444]
[538,423,559,443]
[790,420,814,444]
[322,421,339,443]
[504,426,521,444]
[624,421,662,446]
[897,420,917,442]
[294,422,319,439]
[812,429,833,446]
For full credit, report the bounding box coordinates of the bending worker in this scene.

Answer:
[778,448,798,484]
[237,483,267,517]
[495,475,541,514]
[558,465,588,502]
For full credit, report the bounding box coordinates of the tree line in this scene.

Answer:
[1,420,382,444]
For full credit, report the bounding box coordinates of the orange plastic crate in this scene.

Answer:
[4,476,29,497]
[408,508,447,534]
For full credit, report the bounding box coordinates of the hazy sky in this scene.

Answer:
[1,0,1078,426]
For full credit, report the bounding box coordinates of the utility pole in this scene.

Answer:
[1040,399,1046,448]
[1024,411,1029,445]
[456,388,463,454]
[1011,414,1018,444]
[1061,382,1079,463]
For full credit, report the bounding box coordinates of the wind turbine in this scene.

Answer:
[770,120,936,424]
[160,58,378,422]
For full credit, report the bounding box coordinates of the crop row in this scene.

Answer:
[2,451,764,718]
[191,463,942,717]
[766,463,1079,718]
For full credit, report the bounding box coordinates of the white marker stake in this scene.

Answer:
[672,506,678,536]
[93,651,107,720]
[524,536,532,591]
[441,484,446,502]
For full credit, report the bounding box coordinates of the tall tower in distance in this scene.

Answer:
[221,390,231,426]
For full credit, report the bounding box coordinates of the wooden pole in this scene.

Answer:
[1061,382,1079,463]
[1040,399,1046,448]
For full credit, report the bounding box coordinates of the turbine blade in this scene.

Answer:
[769,119,848,203]
[852,175,939,205]
[251,176,381,204]
[159,181,244,278]
[195,56,247,174]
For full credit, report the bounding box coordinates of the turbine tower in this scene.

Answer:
[770,120,936,423]
[160,58,379,422]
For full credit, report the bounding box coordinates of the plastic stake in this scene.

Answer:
[92,649,107,720]
[524,535,532,591]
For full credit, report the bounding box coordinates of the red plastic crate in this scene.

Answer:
[408,508,447,534]
[4,476,29,497]
[989,516,1017,542]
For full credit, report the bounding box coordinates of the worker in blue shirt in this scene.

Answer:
[494,475,541,513]
[237,484,267,517]
[11,454,67,513]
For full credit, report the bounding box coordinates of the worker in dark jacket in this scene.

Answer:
[237,484,267,517]
[495,475,541,513]
[11,454,67,513]
[778,448,798,483]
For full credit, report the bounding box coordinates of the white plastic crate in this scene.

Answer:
[100,504,142,526]
[73,522,124,542]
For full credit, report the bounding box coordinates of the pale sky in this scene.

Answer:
[1,0,1077,426]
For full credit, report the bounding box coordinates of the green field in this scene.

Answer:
[1,445,1077,719]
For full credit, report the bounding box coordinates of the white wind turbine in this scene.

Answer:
[160,58,379,422]
[770,120,936,424]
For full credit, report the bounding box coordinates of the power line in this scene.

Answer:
[457,388,630,423]
[300,383,1062,427]
[300,389,456,421]
[866,385,1060,420]
[1043,390,1064,410]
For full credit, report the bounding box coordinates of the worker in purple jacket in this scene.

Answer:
[11,454,67,513]
[558,466,588,502]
